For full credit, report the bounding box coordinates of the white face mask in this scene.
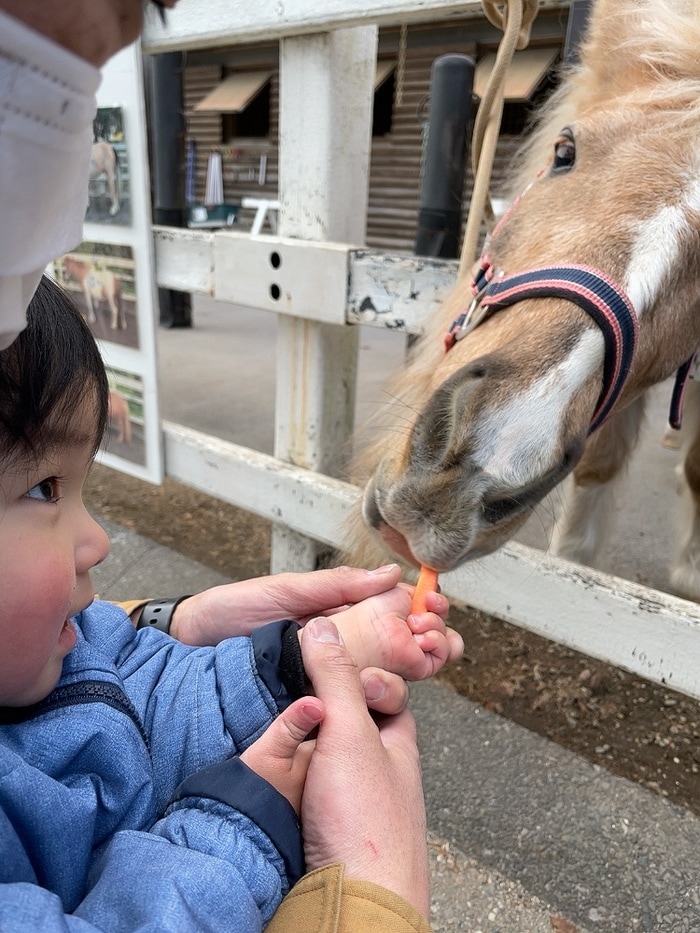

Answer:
[0,270,40,352]
[0,329,21,351]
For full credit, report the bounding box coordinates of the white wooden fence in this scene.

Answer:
[143,0,700,701]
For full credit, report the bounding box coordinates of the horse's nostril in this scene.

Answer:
[362,482,384,530]
[482,496,522,525]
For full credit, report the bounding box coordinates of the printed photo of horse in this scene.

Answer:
[54,242,139,349]
[86,107,131,225]
[105,367,146,467]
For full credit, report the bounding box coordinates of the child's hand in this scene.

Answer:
[314,585,463,682]
[239,697,323,814]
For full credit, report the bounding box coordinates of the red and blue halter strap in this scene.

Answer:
[444,261,639,436]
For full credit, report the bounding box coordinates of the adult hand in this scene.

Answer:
[171,564,413,715]
[0,0,178,66]
[298,617,431,918]
[170,564,404,646]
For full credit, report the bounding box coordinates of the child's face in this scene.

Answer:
[0,413,110,707]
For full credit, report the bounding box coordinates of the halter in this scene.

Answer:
[669,354,696,431]
[444,258,639,435]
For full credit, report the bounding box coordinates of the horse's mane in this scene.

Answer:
[507,0,700,196]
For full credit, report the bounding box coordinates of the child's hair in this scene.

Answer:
[0,275,109,464]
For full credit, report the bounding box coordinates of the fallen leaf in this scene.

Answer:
[550,915,577,932]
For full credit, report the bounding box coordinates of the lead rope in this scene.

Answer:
[395,23,408,108]
[458,0,541,277]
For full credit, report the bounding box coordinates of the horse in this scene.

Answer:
[61,256,127,331]
[89,141,120,216]
[108,390,132,445]
[352,0,700,601]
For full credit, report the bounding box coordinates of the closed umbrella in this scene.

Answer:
[205,150,223,207]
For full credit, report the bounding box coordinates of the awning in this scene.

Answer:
[473,47,559,103]
[375,60,395,91]
[195,71,272,113]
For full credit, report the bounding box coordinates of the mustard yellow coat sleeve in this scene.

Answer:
[266,864,433,933]
[111,599,152,622]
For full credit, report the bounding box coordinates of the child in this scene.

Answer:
[0,276,460,930]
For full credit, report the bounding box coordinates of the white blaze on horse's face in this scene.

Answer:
[473,329,603,488]
[624,172,700,317]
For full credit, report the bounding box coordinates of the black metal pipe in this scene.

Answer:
[145,52,192,327]
[414,54,474,259]
[564,0,593,65]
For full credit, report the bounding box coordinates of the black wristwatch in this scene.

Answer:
[136,596,192,635]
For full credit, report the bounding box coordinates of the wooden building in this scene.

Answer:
[180,4,571,252]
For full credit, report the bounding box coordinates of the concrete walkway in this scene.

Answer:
[89,297,700,931]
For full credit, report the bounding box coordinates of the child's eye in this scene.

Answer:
[25,477,61,503]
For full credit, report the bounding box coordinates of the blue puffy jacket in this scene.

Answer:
[0,600,304,932]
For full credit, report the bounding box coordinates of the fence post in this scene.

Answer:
[272,26,378,572]
[145,51,193,328]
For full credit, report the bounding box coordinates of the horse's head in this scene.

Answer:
[357,0,700,571]
[61,256,84,281]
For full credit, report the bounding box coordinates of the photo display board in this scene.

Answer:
[54,43,163,483]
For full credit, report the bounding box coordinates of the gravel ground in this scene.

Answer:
[428,834,587,932]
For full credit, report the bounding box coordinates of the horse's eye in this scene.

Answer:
[552,130,576,173]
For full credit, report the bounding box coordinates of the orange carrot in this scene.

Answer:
[411,566,439,615]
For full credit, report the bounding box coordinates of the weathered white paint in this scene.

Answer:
[213,232,351,324]
[163,420,700,700]
[152,228,459,332]
[447,541,700,700]
[277,29,376,245]
[348,250,459,333]
[143,0,485,51]
[163,421,358,545]
[153,226,214,295]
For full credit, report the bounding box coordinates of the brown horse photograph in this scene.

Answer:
[55,243,139,349]
[105,368,146,467]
